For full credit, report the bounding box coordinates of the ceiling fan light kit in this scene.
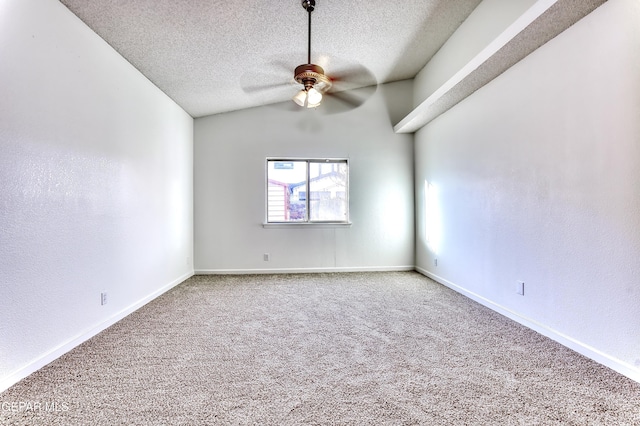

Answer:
[293,85,323,108]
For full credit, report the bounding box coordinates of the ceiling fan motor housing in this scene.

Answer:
[294,64,331,92]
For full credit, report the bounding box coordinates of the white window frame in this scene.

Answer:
[264,158,351,227]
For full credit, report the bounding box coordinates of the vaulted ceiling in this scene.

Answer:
[58,0,483,118]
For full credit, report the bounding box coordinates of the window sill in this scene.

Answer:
[263,222,352,229]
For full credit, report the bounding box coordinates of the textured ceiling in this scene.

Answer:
[58,0,483,117]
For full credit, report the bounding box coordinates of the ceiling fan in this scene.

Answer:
[243,0,376,112]
[292,0,330,108]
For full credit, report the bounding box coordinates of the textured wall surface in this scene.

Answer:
[414,0,640,380]
[0,0,193,390]
[194,81,415,273]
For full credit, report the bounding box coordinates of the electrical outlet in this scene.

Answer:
[434,258,438,267]
[516,281,525,296]
[186,256,190,266]
[263,253,270,261]
[101,292,108,305]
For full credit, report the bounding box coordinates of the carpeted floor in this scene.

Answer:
[1,272,639,425]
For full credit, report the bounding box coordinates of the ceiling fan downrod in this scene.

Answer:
[303,0,314,63]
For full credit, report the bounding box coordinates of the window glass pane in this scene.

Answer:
[309,162,348,221]
[267,161,307,222]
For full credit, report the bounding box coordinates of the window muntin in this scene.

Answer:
[267,159,349,223]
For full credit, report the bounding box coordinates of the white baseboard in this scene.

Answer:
[415,267,640,384]
[0,271,194,393]
[194,265,416,275]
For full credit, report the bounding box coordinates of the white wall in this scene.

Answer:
[194,81,415,273]
[0,0,194,391]
[414,0,640,381]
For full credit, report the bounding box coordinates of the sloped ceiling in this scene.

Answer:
[58,0,483,118]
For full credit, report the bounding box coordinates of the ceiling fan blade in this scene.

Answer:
[239,59,300,95]
[272,59,296,75]
[242,81,295,94]
[329,91,364,107]
[321,85,377,114]
[328,63,377,89]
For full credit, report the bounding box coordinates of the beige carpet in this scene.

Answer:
[1,272,639,425]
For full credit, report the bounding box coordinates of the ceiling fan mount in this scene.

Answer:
[301,0,315,12]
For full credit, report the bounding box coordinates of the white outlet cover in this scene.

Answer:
[516,281,525,295]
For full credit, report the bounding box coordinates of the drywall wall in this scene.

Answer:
[194,81,414,273]
[414,0,640,381]
[0,0,193,391]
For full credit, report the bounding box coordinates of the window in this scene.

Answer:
[266,159,349,223]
